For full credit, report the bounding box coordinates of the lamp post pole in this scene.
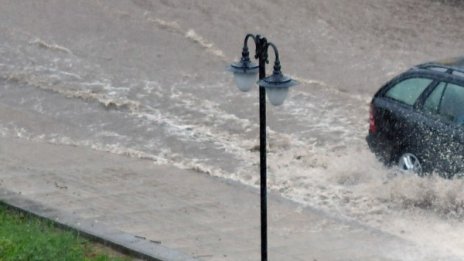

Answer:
[229,33,297,261]
[257,35,269,261]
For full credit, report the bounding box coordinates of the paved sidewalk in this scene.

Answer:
[0,138,457,260]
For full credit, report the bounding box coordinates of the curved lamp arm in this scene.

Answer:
[265,42,281,75]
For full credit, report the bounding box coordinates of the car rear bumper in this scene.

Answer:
[366,133,394,164]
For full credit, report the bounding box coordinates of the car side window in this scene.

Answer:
[452,71,464,78]
[385,78,433,106]
[423,82,446,114]
[438,83,464,124]
[428,67,448,73]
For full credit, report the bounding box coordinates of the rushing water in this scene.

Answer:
[1,0,464,258]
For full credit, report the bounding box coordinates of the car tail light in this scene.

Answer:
[369,104,377,134]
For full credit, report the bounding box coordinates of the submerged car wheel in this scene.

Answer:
[398,153,422,175]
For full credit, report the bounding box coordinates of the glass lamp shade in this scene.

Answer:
[258,72,298,106]
[266,87,289,106]
[228,60,259,92]
[233,72,257,92]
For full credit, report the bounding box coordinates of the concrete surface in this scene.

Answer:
[0,137,454,260]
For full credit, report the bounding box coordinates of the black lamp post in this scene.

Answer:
[228,34,298,261]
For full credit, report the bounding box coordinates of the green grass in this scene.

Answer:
[0,204,130,261]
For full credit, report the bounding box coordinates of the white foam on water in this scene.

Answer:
[144,14,182,33]
[184,29,226,59]
[0,125,237,183]
[143,13,227,61]
[29,38,73,55]
[4,70,141,111]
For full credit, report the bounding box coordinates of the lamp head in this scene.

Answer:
[228,58,259,92]
[258,70,298,106]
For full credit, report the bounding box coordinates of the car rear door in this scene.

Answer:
[419,81,464,175]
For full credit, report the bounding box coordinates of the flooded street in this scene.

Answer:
[1,0,464,258]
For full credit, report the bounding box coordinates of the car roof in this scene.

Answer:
[416,56,464,75]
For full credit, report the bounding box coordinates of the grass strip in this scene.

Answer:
[0,203,130,261]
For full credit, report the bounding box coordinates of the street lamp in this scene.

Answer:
[228,34,297,261]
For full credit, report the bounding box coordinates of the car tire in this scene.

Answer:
[397,152,423,176]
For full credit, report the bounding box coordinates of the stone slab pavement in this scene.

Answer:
[0,137,458,260]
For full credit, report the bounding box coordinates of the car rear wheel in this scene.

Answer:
[398,152,422,175]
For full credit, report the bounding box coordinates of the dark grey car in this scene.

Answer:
[367,57,464,177]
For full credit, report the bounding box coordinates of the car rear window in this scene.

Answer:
[385,78,433,105]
